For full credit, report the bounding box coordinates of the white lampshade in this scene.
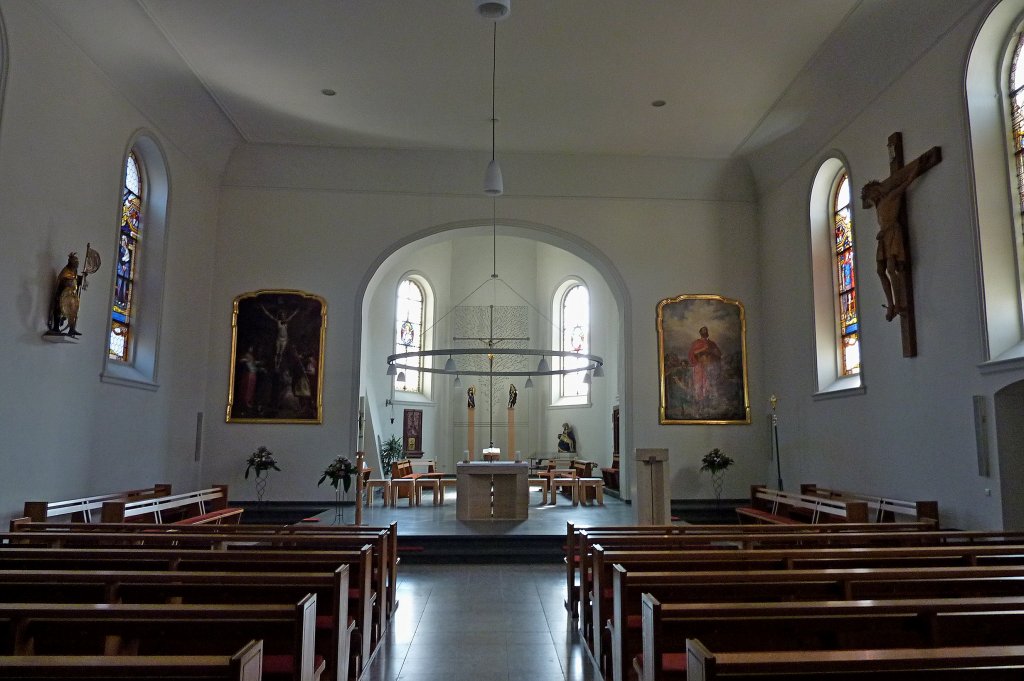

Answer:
[386,364,397,376]
[484,159,503,196]
[453,375,462,387]
[582,371,592,385]
[524,376,533,389]
[536,357,550,373]
[593,364,605,378]
[397,371,406,383]
[444,356,457,372]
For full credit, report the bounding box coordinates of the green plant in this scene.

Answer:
[318,455,357,492]
[244,446,281,478]
[379,435,403,479]
[699,448,734,474]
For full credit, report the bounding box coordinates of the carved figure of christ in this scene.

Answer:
[861,141,941,324]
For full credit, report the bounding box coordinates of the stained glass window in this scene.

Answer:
[833,172,860,376]
[395,278,425,392]
[1010,31,1024,231]
[560,283,590,398]
[109,152,142,362]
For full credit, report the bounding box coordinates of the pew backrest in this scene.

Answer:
[21,484,172,523]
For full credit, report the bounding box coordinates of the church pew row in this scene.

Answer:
[684,640,1024,681]
[97,485,241,525]
[584,540,1024,662]
[799,483,940,524]
[21,484,173,524]
[0,568,351,681]
[589,544,1024,679]
[612,565,1024,681]
[1,527,392,647]
[0,639,262,681]
[5,520,400,623]
[0,547,373,679]
[640,595,1024,681]
[562,521,943,620]
[0,599,316,681]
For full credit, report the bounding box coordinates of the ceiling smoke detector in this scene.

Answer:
[475,0,510,21]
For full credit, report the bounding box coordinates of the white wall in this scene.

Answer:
[752,0,1021,529]
[203,144,763,503]
[0,1,221,527]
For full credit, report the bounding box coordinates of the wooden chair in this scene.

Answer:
[550,469,579,506]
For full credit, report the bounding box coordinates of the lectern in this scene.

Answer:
[456,461,529,520]
[634,448,670,524]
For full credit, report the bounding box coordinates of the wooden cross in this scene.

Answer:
[860,132,941,357]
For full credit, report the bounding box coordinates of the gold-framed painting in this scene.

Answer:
[657,294,750,425]
[226,289,326,424]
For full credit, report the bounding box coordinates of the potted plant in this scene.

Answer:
[318,455,357,493]
[379,435,403,479]
[244,446,280,503]
[700,448,734,505]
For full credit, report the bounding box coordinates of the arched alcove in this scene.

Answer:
[352,219,632,496]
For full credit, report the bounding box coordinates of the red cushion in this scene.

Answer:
[316,614,334,629]
[633,653,688,674]
[626,614,641,629]
[348,588,361,600]
[301,517,321,523]
[262,655,293,675]
[171,508,241,525]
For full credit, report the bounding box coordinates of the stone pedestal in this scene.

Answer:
[634,448,670,524]
[456,461,529,520]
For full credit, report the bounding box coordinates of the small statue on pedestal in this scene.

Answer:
[557,422,576,454]
[508,383,517,409]
[46,246,101,338]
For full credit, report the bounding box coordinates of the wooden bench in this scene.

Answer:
[587,542,1024,677]
[612,564,1024,681]
[390,460,443,505]
[0,598,318,681]
[685,640,1024,681]
[640,595,1024,681]
[22,484,172,523]
[736,485,869,524]
[0,639,262,681]
[100,485,242,524]
[7,519,401,624]
[0,544,375,678]
[0,567,352,681]
[801,482,939,524]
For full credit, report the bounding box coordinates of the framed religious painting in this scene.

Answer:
[226,290,327,424]
[657,294,750,425]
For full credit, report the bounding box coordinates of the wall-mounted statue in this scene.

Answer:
[557,422,577,454]
[467,386,476,409]
[46,245,101,338]
[508,383,517,409]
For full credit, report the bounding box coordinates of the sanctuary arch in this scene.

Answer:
[353,220,633,501]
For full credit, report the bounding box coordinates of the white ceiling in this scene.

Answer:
[60,0,860,160]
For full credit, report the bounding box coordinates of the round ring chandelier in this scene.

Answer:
[386,347,604,378]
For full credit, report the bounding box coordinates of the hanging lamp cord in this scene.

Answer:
[491,21,497,162]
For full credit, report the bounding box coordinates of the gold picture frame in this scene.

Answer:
[657,294,750,425]
[226,289,326,424]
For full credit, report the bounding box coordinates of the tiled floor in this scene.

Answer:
[360,563,601,681]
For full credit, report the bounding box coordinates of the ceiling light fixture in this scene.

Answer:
[483,15,504,196]
[475,0,511,21]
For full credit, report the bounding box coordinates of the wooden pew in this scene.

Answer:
[591,543,1024,679]
[7,520,401,624]
[0,567,351,681]
[684,639,1024,681]
[0,639,262,681]
[99,485,241,524]
[640,595,1024,681]
[736,485,869,524]
[800,482,939,524]
[611,564,1024,681]
[0,546,374,679]
[21,484,172,523]
[0,598,316,681]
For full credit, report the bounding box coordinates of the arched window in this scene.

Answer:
[109,151,142,362]
[101,134,169,390]
[809,158,863,395]
[832,173,860,376]
[553,279,590,403]
[394,277,427,393]
[966,0,1024,366]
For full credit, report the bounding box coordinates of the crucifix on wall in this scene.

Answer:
[860,132,942,357]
